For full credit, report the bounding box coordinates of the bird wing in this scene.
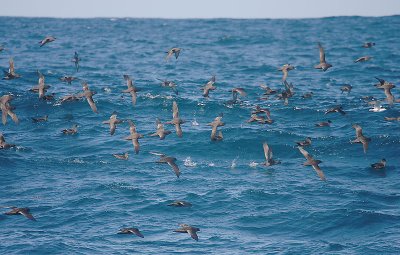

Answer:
[318,43,326,63]
[165,50,173,60]
[9,58,15,74]
[110,123,116,135]
[188,229,199,241]
[172,101,179,118]
[312,164,326,181]
[263,142,271,161]
[384,88,394,105]
[168,160,180,177]
[129,229,144,238]
[2,108,7,125]
[361,138,369,153]
[174,49,180,59]
[130,91,137,105]
[149,151,165,157]
[298,147,313,161]
[175,124,183,137]
[19,210,36,221]
[133,139,140,154]
[87,96,98,113]
[354,125,363,137]
[8,110,19,124]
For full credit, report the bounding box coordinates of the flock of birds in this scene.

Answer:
[0,36,398,241]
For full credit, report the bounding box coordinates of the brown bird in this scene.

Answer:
[0,133,16,149]
[122,75,140,105]
[371,159,386,169]
[279,64,295,81]
[351,124,371,154]
[150,118,172,140]
[60,76,77,84]
[202,75,216,97]
[208,115,224,141]
[296,137,312,147]
[124,120,143,154]
[384,116,400,121]
[173,224,200,241]
[260,84,277,95]
[374,77,395,90]
[59,94,84,104]
[314,42,332,71]
[302,92,314,99]
[39,36,56,47]
[340,84,352,94]
[315,120,331,127]
[150,152,181,178]
[262,142,280,166]
[230,88,247,102]
[3,207,36,221]
[3,58,21,80]
[383,87,395,105]
[168,201,192,207]
[103,113,122,135]
[37,70,46,99]
[165,47,181,61]
[165,101,185,137]
[0,95,19,125]
[62,124,78,135]
[80,82,98,113]
[247,114,273,124]
[325,106,346,115]
[32,115,48,123]
[354,56,372,63]
[362,42,375,48]
[118,227,144,238]
[156,79,178,95]
[113,152,129,160]
[298,147,326,181]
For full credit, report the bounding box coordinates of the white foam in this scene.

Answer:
[249,161,259,167]
[184,157,197,167]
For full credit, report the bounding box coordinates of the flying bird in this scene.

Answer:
[371,159,386,169]
[32,115,48,123]
[3,207,36,221]
[202,75,216,97]
[3,58,21,80]
[156,78,178,95]
[0,95,19,125]
[72,52,80,72]
[123,75,140,105]
[298,147,326,181]
[173,224,200,241]
[150,118,172,140]
[80,82,98,113]
[279,64,295,81]
[150,152,180,177]
[168,201,192,207]
[315,120,332,127]
[39,36,56,47]
[262,142,280,166]
[354,56,372,63]
[0,133,16,149]
[351,124,371,154]
[165,101,185,137]
[314,42,332,71]
[62,124,78,135]
[165,47,181,61]
[60,76,77,85]
[113,152,129,160]
[103,113,123,135]
[124,120,143,154]
[340,84,352,94]
[296,137,312,147]
[208,115,225,141]
[325,106,346,115]
[118,227,144,238]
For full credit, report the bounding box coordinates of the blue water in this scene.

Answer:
[0,16,400,254]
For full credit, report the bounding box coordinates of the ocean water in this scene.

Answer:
[0,16,399,254]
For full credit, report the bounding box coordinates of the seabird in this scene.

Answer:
[0,133,16,149]
[123,75,140,105]
[368,100,386,112]
[156,78,178,95]
[62,124,78,135]
[173,224,200,241]
[118,227,144,238]
[340,84,352,94]
[315,120,331,127]
[354,56,372,63]
[262,142,281,166]
[247,114,274,124]
[351,124,371,154]
[59,94,84,104]
[80,82,98,113]
[279,64,295,81]
[32,115,48,123]
[325,106,346,115]
[202,75,216,97]
[384,116,400,121]
[0,95,19,125]
[37,70,46,99]
[150,118,171,140]
[103,113,122,135]
[149,152,180,177]
[208,115,225,141]
[296,137,312,147]
[124,120,143,154]
[362,42,375,48]
[168,201,192,207]
[39,36,56,47]
[374,77,395,90]
[72,52,80,72]
[113,152,129,160]
[260,84,277,95]
[3,58,21,80]
[60,76,77,85]
[298,147,326,181]
[230,88,247,102]
[165,47,181,61]
[314,42,332,71]
[371,159,386,169]
[302,92,314,99]
[165,101,185,137]
[3,207,36,221]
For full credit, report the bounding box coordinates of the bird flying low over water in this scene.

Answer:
[150,118,172,140]
[340,84,352,94]
[0,133,16,149]
[351,124,370,154]
[302,92,314,99]
[113,152,129,160]
[150,152,181,177]
[165,47,181,61]
[354,56,372,63]
[165,101,185,137]
[0,95,19,125]
[3,58,21,80]
[60,76,77,84]
[296,137,312,147]
[118,227,144,238]
[62,124,78,135]
[156,78,178,95]
[208,115,224,141]
[124,120,143,154]
[80,82,98,113]
[2,206,36,221]
[325,106,346,115]
[279,64,295,81]
[260,84,277,95]
[202,75,216,97]
[315,120,331,127]
[173,224,200,241]
[384,116,400,121]
[230,88,247,103]
[72,52,80,72]
[39,36,56,47]
[314,42,332,71]
[103,113,122,135]
[371,159,386,169]
[298,146,326,181]
[262,142,280,166]
[123,75,140,105]
[168,201,192,207]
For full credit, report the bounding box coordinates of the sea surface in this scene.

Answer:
[0,16,399,254]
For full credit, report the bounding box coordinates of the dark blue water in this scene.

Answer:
[0,16,400,254]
